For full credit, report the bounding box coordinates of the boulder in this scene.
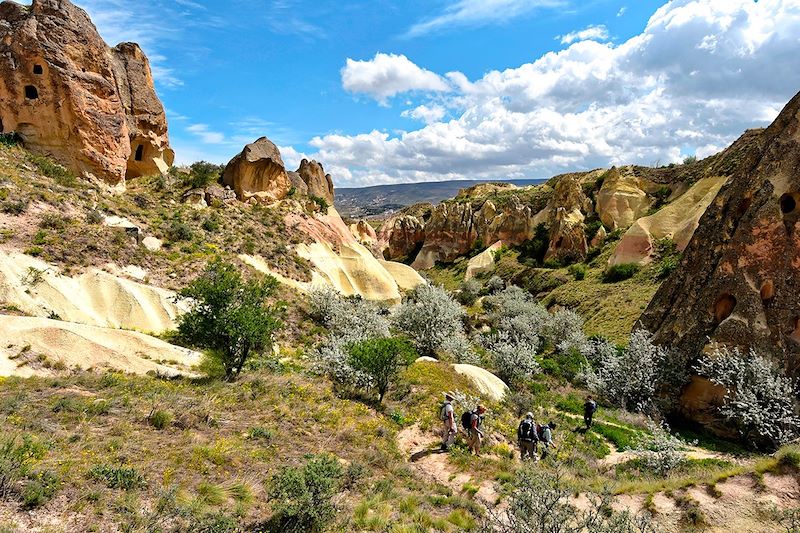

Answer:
[297,159,335,205]
[102,215,141,242]
[639,90,800,430]
[590,225,607,248]
[142,236,162,251]
[0,0,172,186]
[453,364,509,402]
[182,188,207,210]
[287,171,309,197]
[540,175,591,263]
[349,219,377,246]
[222,137,291,203]
[204,184,236,206]
[378,260,426,292]
[465,241,503,280]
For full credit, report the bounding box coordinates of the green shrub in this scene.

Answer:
[202,215,221,232]
[89,464,147,490]
[515,223,550,266]
[30,155,77,187]
[86,210,104,225]
[165,219,193,242]
[268,454,344,533]
[0,435,49,499]
[1,199,28,215]
[0,132,21,147]
[592,423,638,451]
[568,263,586,281]
[248,426,274,442]
[148,409,172,430]
[654,238,681,279]
[346,337,417,402]
[309,195,329,212]
[21,470,59,509]
[185,161,224,189]
[39,213,71,230]
[602,263,639,283]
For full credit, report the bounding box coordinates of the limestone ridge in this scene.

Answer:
[0,0,172,186]
[641,90,800,374]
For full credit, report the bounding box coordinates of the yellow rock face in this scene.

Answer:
[0,252,185,333]
[0,315,200,378]
[465,241,503,280]
[596,168,651,230]
[610,176,728,265]
[452,364,509,402]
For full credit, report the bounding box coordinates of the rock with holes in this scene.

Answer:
[0,0,172,186]
[639,90,800,431]
[222,137,291,203]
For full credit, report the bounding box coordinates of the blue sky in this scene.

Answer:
[71,0,800,186]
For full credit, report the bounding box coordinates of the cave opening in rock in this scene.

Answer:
[0,118,4,133]
[33,64,43,75]
[780,193,796,214]
[713,293,736,324]
[24,85,38,99]
[134,144,144,161]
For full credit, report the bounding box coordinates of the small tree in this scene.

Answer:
[346,337,417,402]
[178,259,283,381]
[482,331,541,385]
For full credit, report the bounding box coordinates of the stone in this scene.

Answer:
[142,236,162,251]
[639,90,800,432]
[465,241,503,280]
[590,225,607,248]
[349,219,377,246]
[103,215,140,242]
[287,171,309,197]
[182,188,207,210]
[541,175,591,263]
[0,0,172,186]
[204,184,236,206]
[297,159,335,205]
[452,364,509,402]
[222,137,291,203]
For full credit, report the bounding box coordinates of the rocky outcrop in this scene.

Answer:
[536,175,593,263]
[298,159,334,205]
[223,137,291,203]
[610,176,728,265]
[639,90,800,429]
[596,167,653,230]
[349,219,377,246]
[378,213,427,261]
[287,171,308,197]
[0,0,172,186]
[465,241,503,280]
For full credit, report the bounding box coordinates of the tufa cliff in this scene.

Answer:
[0,0,172,186]
[640,91,800,426]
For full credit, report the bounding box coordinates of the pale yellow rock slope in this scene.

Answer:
[0,252,184,333]
[453,364,509,402]
[0,315,200,378]
[610,176,728,265]
[465,241,503,280]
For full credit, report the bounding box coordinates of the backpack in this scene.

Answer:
[440,401,451,421]
[518,419,536,441]
[585,400,597,414]
[461,411,474,431]
[536,423,545,440]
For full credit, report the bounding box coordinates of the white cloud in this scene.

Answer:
[186,124,226,145]
[341,53,452,105]
[406,0,566,37]
[558,24,609,44]
[402,104,447,124]
[617,6,627,17]
[305,0,800,187]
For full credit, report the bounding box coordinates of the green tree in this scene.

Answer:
[346,337,417,402]
[178,259,283,381]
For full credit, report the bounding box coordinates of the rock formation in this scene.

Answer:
[539,175,593,263]
[596,167,653,230]
[0,0,172,186]
[377,212,428,261]
[465,241,503,280]
[298,159,335,205]
[640,90,800,429]
[223,137,292,203]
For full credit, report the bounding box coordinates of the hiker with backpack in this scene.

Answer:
[462,405,487,456]
[517,412,538,460]
[538,421,557,459]
[440,392,457,452]
[584,395,597,429]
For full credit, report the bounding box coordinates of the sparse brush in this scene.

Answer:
[148,409,172,430]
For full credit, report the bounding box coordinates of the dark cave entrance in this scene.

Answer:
[24,85,39,99]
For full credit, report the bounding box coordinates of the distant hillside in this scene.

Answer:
[335,179,546,218]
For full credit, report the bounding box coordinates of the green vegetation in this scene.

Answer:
[181,160,224,189]
[346,337,418,402]
[602,263,640,283]
[29,154,77,187]
[89,465,147,490]
[310,195,330,211]
[178,258,284,381]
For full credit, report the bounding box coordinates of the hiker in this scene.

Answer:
[517,412,538,460]
[440,392,457,451]
[463,405,487,456]
[539,421,557,459]
[584,395,597,429]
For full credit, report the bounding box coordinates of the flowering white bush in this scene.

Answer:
[482,331,541,384]
[631,421,688,477]
[392,284,466,357]
[440,334,481,365]
[307,287,390,341]
[545,309,589,354]
[486,275,506,294]
[484,285,549,347]
[695,347,800,449]
[582,330,667,412]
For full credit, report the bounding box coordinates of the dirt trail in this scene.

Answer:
[396,425,499,504]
